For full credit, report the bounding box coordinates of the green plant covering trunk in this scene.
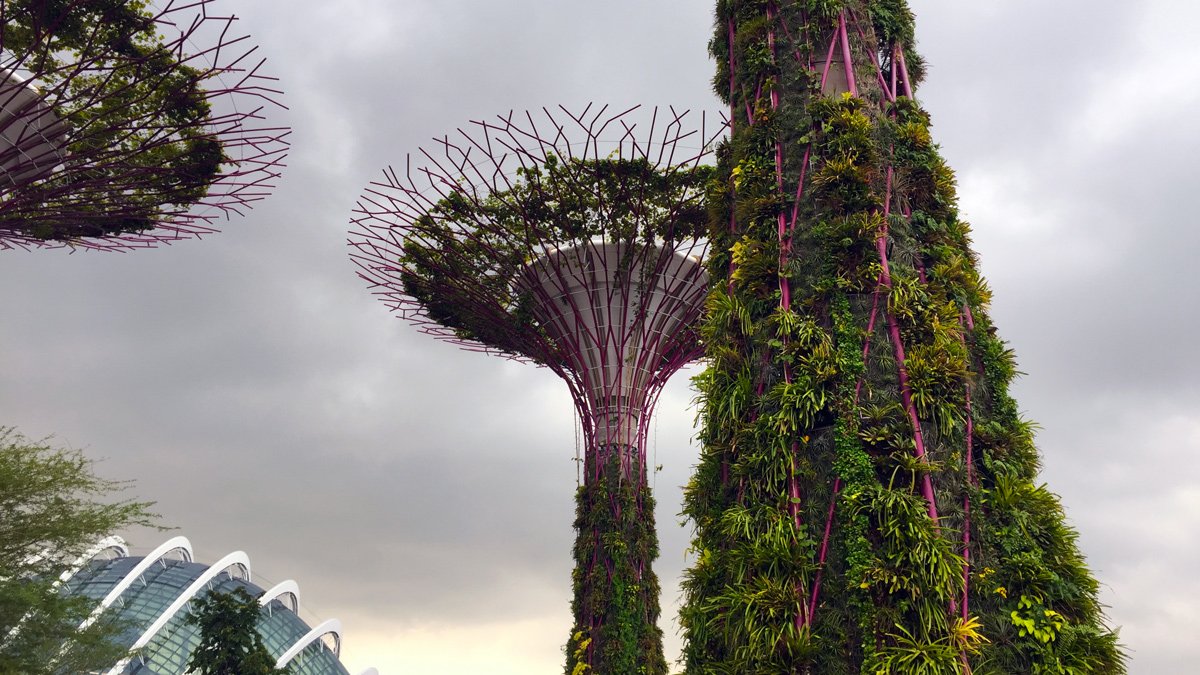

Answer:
[679,2,1125,673]
[565,445,667,675]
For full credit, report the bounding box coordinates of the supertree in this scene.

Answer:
[678,2,1124,673]
[349,105,722,675]
[0,0,288,251]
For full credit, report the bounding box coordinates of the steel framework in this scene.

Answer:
[0,0,289,250]
[350,105,723,674]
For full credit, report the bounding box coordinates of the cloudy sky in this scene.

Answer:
[3,1,1198,672]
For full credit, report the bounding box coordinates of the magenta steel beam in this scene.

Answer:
[0,0,289,251]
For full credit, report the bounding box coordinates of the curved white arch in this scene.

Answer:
[24,535,127,586]
[6,539,131,645]
[105,550,251,675]
[127,551,250,651]
[259,579,300,613]
[359,669,380,675]
[78,536,193,631]
[57,536,128,585]
[276,618,343,667]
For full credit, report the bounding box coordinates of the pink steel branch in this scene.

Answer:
[0,0,289,251]
[733,4,969,635]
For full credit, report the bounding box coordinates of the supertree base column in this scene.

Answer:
[566,445,666,675]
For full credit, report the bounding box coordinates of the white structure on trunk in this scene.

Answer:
[519,240,708,449]
[0,69,69,187]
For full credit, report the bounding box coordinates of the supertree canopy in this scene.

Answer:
[0,0,289,250]
[679,2,1124,674]
[350,105,722,675]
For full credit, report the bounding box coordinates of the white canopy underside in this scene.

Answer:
[1,69,69,187]
[519,240,707,447]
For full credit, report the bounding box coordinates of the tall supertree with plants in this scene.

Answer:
[350,106,721,675]
[679,2,1124,673]
[0,0,288,251]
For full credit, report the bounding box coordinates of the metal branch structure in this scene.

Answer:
[679,2,1125,674]
[350,105,723,675]
[0,0,289,250]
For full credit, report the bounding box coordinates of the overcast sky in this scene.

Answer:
[2,1,1197,673]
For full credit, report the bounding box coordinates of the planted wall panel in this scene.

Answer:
[679,2,1124,673]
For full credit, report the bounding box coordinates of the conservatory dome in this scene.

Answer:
[60,536,371,675]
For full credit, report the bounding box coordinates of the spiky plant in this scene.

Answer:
[679,2,1124,673]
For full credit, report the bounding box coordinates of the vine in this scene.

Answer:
[681,2,1125,672]
[565,447,667,675]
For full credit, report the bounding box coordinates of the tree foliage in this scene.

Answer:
[187,587,288,675]
[0,427,159,673]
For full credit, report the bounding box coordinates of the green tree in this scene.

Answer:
[187,587,288,675]
[0,427,159,673]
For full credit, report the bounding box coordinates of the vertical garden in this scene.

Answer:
[678,1,1125,672]
[565,443,667,675]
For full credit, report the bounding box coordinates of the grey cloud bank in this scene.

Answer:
[2,1,1196,672]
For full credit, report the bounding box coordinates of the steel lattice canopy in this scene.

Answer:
[0,0,290,251]
[349,105,726,449]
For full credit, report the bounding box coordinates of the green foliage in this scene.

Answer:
[186,587,288,675]
[0,427,160,673]
[806,0,849,19]
[1,0,225,241]
[399,156,710,357]
[868,0,915,47]
[682,1,1123,672]
[564,448,666,675]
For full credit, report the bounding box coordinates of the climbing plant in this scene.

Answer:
[680,2,1124,673]
[398,155,709,361]
[564,447,667,675]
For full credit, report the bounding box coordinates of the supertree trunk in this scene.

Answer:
[679,2,1125,673]
[565,444,667,675]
